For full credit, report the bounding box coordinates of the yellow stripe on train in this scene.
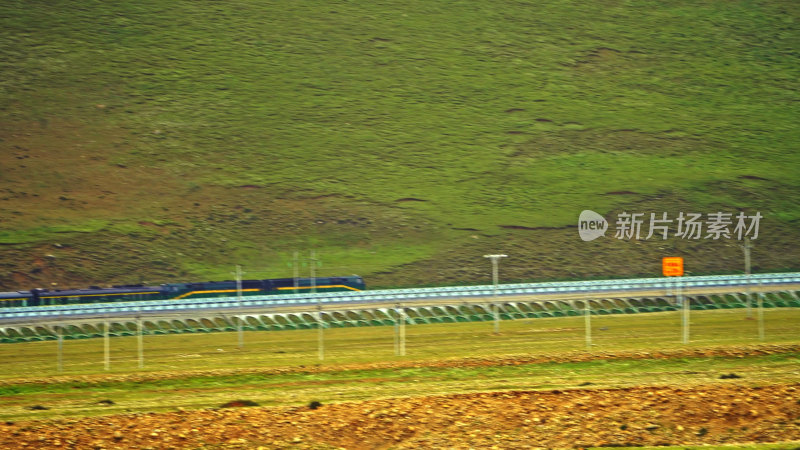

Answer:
[173,289,261,300]
[276,284,361,291]
[174,285,360,299]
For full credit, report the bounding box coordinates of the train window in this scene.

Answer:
[242,280,264,290]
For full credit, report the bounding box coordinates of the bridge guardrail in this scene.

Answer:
[2,272,799,320]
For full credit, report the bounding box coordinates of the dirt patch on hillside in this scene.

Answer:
[1,383,798,449]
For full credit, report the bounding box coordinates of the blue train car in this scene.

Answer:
[0,291,33,307]
[0,275,365,308]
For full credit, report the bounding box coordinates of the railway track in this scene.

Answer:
[1,274,799,343]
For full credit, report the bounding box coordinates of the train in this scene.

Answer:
[0,275,365,309]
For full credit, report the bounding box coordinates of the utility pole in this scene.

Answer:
[136,315,144,368]
[310,250,317,294]
[680,278,689,344]
[103,316,110,371]
[56,324,63,373]
[742,237,753,318]
[584,301,592,350]
[310,250,323,361]
[394,304,400,355]
[293,251,299,293]
[397,303,406,356]
[757,282,765,341]
[233,265,244,349]
[483,254,507,333]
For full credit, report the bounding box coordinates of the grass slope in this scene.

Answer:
[0,0,798,289]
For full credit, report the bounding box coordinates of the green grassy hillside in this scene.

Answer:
[1,0,798,289]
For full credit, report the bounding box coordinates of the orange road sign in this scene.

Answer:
[662,257,684,276]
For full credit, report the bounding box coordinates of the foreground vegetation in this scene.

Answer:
[1,347,798,422]
[2,382,798,448]
[0,308,797,421]
[1,1,798,290]
[0,309,796,449]
[591,446,800,450]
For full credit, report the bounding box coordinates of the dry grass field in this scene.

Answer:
[0,308,798,448]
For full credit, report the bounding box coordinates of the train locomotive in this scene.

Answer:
[0,275,365,308]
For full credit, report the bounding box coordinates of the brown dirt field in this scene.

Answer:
[0,384,798,449]
[1,345,799,449]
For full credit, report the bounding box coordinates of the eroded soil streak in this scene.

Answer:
[1,345,799,449]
